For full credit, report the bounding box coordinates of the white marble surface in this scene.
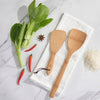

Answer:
[0,0,100,100]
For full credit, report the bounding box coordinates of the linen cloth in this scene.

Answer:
[30,13,94,95]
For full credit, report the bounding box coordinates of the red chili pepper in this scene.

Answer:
[18,68,25,85]
[25,44,37,52]
[29,54,32,72]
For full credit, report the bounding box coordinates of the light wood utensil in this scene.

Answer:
[50,29,87,98]
[46,30,66,75]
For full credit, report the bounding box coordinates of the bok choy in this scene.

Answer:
[22,0,53,48]
[10,0,53,67]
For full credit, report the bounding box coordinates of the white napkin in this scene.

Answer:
[30,13,94,95]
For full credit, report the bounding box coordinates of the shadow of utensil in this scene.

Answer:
[17,5,29,24]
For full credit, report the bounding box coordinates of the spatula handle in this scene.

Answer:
[46,53,56,75]
[50,52,72,98]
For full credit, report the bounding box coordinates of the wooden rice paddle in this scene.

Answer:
[46,30,66,75]
[50,29,87,98]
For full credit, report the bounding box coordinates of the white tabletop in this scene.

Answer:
[0,0,100,100]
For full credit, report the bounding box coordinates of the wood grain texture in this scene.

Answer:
[50,29,87,98]
[46,30,66,75]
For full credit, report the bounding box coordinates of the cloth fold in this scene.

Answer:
[30,13,94,95]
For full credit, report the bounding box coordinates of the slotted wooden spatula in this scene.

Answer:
[50,29,87,98]
[46,30,66,75]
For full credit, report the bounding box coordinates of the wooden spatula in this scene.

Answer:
[46,30,66,75]
[50,29,87,98]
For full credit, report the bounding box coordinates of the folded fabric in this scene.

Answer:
[30,13,94,95]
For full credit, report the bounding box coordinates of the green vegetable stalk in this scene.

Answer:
[22,0,53,48]
[10,0,53,67]
[10,22,26,67]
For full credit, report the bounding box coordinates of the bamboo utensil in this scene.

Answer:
[50,29,87,98]
[46,30,66,75]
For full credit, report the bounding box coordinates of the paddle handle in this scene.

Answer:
[50,52,72,98]
[46,53,56,75]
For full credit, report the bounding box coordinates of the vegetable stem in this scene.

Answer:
[22,0,53,48]
[15,22,26,67]
[10,0,53,68]
[22,21,35,48]
[25,21,35,38]
[15,42,23,67]
[17,49,23,67]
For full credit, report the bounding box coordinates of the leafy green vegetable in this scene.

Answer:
[10,0,53,67]
[22,0,53,48]
[33,18,53,32]
[10,22,26,67]
[10,23,22,43]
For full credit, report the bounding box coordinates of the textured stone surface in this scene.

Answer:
[0,0,100,100]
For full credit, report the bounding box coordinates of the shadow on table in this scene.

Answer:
[17,5,29,24]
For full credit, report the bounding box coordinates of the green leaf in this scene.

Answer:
[15,22,26,67]
[22,0,53,48]
[33,18,53,32]
[39,18,53,27]
[10,22,26,67]
[10,23,22,43]
[15,22,26,47]
[28,0,49,23]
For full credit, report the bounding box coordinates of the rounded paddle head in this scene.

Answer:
[50,30,66,53]
[68,29,87,53]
